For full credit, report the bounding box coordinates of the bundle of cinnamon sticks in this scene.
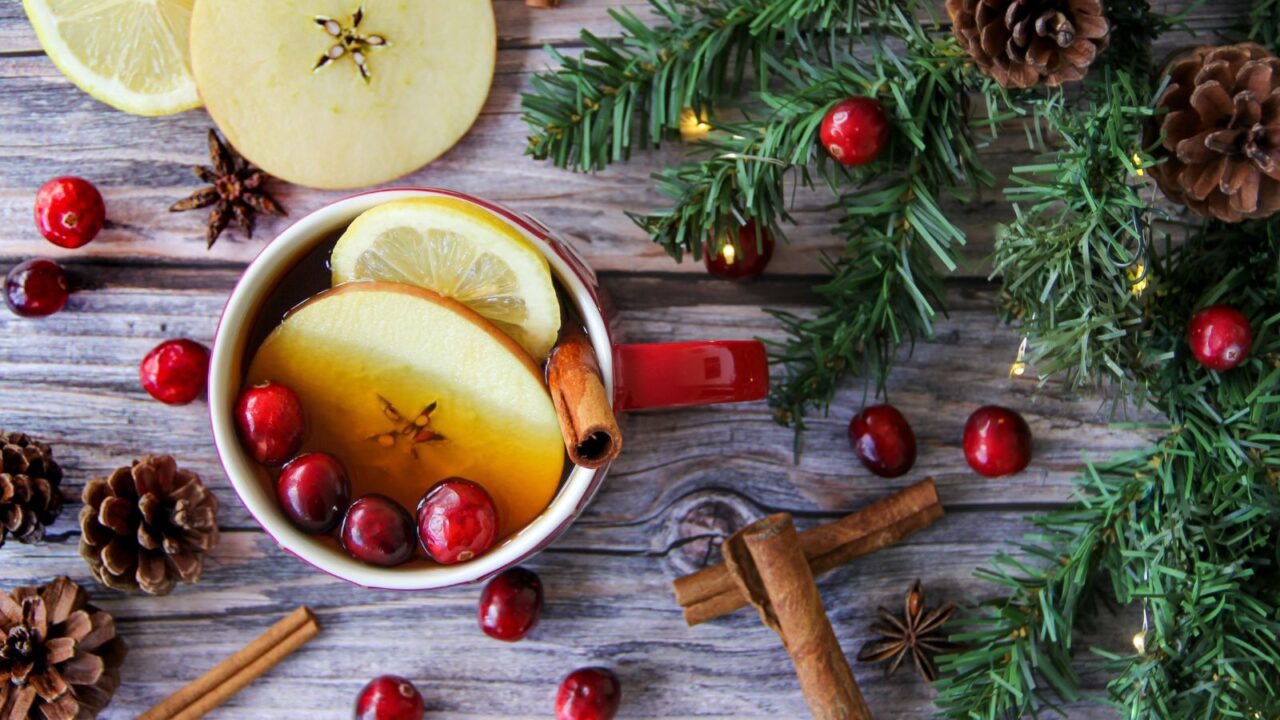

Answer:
[673,478,945,720]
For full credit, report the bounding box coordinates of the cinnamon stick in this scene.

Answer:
[674,478,943,626]
[139,606,320,720]
[526,0,561,6]
[547,324,622,468]
[723,514,872,720]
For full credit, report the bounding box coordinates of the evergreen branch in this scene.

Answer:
[993,69,1160,397]
[949,2,1280,717]
[1250,0,1280,52]
[765,32,1012,430]
[521,0,876,172]
[936,417,1280,719]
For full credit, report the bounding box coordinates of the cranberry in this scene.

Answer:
[416,478,499,565]
[355,675,424,720]
[479,566,543,642]
[556,667,621,720]
[848,404,916,478]
[4,259,70,318]
[277,452,350,534]
[235,382,305,465]
[963,405,1033,478]
[34,177,105,249]
[1188,304,1253,371]
[819,97,890,167]
[704,221,774,282]
[139,339,210,405]
[342,495,416,567]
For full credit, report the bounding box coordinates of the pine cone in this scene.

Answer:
[1148,43,1280,223]
[947,0,1110,88]
[0,576,125,720]
[0,432,63,548]
[79,455,219,596]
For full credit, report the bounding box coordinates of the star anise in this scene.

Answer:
[170,129,287,249]
[369,395,445,459]
[856,579,960,682]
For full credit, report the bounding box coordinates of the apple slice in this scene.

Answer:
[245,283,564,541]
[189,0,495,189]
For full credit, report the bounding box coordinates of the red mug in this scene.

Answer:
[208,188,768,589]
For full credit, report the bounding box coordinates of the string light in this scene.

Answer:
[679,107,711,142]
[1128,260,1149,296]
[718,242,737,266]
[1131,630,1146,655]
[1009,336,1029,378]
[1132,152,1146,177]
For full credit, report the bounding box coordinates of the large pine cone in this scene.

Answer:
[1148,43,1280,223]
[0,432,63,548]
[79,455,219,596]
[947,0,1110,89]
[0,576,125,720]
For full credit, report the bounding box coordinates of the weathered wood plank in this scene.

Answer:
[0,265,1160,545]
[0,520,1130,719]
[0,0,1252,273]
[0,1,658,56]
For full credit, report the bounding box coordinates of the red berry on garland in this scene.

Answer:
[819,97,890,167]
[963,405,1033,478]
[556,667,621,720]
[342,495,417,567]
[848,404,917,478]
[235,381,305,465]
[139,339,210,405]
[417,478,499,564]
[479,566,544,642]
[4,258,70,317]
[705,220,773,282]
[355,674,425,720]
[277,452,350,534]
[1188,304,1253,371]
[34,176,105,249]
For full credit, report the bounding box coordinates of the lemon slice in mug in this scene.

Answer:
[331,197,561,362]
[23,0,200,116]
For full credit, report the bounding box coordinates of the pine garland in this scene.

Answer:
[522,0,1280,717]
[937,2,1280,717]
[524,0,1014,433]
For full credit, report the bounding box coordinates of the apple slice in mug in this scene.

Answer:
[245,283,565,543]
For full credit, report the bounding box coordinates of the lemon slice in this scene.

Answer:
[331,197,561,362]
[23,0,200,116]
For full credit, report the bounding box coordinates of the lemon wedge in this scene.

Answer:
[23,0,200,116]
[331,197,561,362]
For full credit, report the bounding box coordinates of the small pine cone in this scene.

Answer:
[0,432,63,548]
[1148,43,1280,223]
[0,576,126,720]
[947,0,1110,89]
[79,455,219,596]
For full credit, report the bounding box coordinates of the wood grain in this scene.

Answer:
[0,0,1252,273]
[0,0,1219,717]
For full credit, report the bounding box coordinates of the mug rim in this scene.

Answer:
[208,188,611,590]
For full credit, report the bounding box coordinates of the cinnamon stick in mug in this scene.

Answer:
[674,478,943,626]
[723,514,872,720]
[546,324,623,468]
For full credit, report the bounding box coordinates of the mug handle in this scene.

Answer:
[612,341,769,411]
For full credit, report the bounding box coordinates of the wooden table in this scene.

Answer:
[0,1,1237,717]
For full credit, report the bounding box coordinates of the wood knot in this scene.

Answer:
[662,493,754,578]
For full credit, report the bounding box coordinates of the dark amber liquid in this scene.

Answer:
[242,227,578,557]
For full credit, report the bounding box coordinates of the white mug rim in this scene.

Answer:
[208,188,610,590]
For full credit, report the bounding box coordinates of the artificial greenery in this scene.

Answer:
[524,0,1280,717]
